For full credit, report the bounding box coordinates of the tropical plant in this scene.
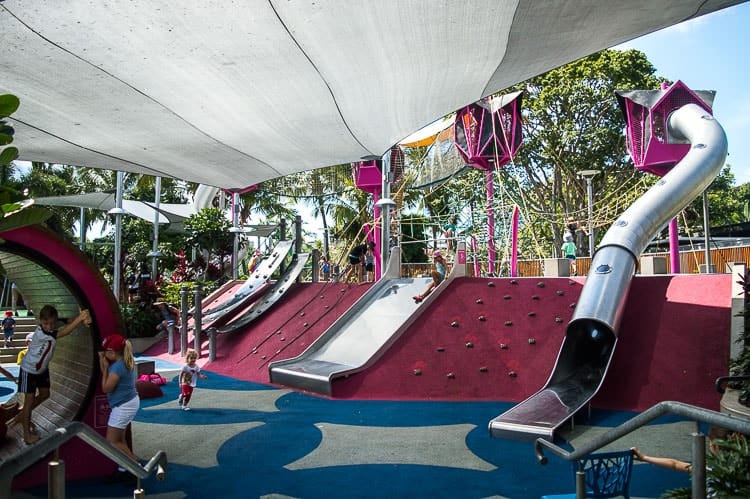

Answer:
[0,94,52,231]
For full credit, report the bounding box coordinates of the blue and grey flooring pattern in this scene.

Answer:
[3,358,693,498]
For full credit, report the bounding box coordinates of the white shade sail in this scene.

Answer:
[1,0,744,190]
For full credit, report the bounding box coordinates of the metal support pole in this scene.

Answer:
[167,324,174,356]
[577,169,600,257]
[231,191,240,280]
[79,206,86,251]
[109,171,126,302]
[575,468,585,499]
[586,177,594,256]
[702,190,712,273]
[193,283,203,357]
[311,249,320,283]
[295,215,302,255]
[48,459,65,499]
[179,286,189,358]
[208,327,216,362]
[149,176,162,279]
[691,431,707,499]
[279,218,287,276]
[380,153,392,275]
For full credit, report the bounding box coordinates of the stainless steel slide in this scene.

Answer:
[217,253,310,333]
[201,239,295,324]
[489,103,728,441]
[269,245,464,395]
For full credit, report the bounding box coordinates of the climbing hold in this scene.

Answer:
[508,371,517,378]
[280,337,286,341]
[500,343,508,349]
[556,290,564,296]
[487,281,495,287]
[276,330,282,335]
[478,315,486,322]
[320,295,325,299]
[300,311,305,317]
[261,355,266,360]
[447,372,456,379]
[531,295,540,300]
[479,366,488,372]
[504,321,513,326]
[324,305,329,309]
[450,321,459,328]
[555,317,563,323]
[465,342,474,348]
[510,279,518,285]
[252,348,258,353]
[537,282,545,288]
[528,338,536,345]
[476,299,484,304]
[503,294,511,300]
[569,302,576,308]
[436,347,445,352]
[413,369,422,376]
[527,312,536,317]
[303,322,309,327]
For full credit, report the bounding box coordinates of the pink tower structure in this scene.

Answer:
[453,91,523,276]
[352,146,405,279]
[616,81,715,273]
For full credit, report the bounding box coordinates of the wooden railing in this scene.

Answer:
[401,245,750,278]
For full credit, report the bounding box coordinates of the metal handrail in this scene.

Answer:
[534,400,750,499]
[0,421,167,496]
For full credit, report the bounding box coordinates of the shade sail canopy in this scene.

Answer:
[2,1,744,190]
[33,192,192,225]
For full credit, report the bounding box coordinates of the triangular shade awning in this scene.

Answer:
[33,192,192,225]
[2,1,743,189]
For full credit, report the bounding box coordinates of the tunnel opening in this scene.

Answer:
[0,225,122,483]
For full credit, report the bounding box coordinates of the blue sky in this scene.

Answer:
[615,2,750,184]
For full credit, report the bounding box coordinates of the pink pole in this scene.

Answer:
[486,169,496,275]
[471,236,479,277]
[669,217,680,273]
[510,206,519,277]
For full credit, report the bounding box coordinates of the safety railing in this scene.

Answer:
[534,401,750,499]
[0,421,167,498]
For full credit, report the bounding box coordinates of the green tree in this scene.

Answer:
[498,48,665,256]
[183,207,233,279]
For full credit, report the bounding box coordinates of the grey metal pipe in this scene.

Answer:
[0,422,167,497]
[692,432,706,499]
[575,469,585,499]
[180,285,189,357]
[48,459,65,499]
[534,400,750,464]
[193,283,203,357]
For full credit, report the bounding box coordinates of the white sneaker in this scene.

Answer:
[177,395,183,407]
[182,406,190,411]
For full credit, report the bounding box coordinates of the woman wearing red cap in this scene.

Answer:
[99,333,140,464]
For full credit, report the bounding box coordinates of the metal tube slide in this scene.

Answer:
[489,104,727,441]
